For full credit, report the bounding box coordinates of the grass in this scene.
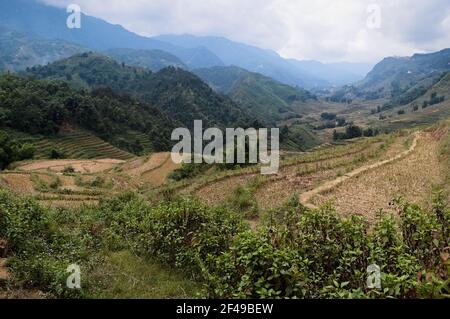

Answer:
[88,251,200,299]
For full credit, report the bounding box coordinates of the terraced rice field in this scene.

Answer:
[0,152,181,207]
[10,129,134,160]
[183,131,413,211]
[309,126,449,222]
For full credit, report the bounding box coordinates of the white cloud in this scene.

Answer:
[42,0,450,63]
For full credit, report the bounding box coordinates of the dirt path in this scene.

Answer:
[299,132,421,210]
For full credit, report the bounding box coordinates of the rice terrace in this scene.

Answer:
[0,0,449,306]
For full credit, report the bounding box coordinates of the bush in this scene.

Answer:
[96,195,246,276]
[202,197,450,299]
[0,131,35,169]
[62,166,75,174]
[1,188,448,299]
[0,190,89,298]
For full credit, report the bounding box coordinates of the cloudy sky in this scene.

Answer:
[42,0,450,63]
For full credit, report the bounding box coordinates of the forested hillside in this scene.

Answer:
[104,48,187,71]
[0,74,178,153]
[28,53,257,129]
[330,49,450,106]
[194,66,316,123]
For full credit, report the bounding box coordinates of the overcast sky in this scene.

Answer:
[42,0,450,63]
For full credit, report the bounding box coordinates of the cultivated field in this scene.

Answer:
[170,121,450,226]
[0,152,181,207]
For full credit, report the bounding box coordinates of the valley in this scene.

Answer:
[0,0,449,301]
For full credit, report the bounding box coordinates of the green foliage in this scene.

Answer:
[0,130,35,169]
[333,125,369,141]
[0,73,176,152]
[202,197,450,299]
[321,112,337,121]
[0,190,89,298]
[1,187,448,299]
[28,53,255,130]
[169,163,211,181]
[104,48,187,71]
[194,66,315,124]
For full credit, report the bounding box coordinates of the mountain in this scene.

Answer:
[154,34,329,89]
[0,73,179,153]
[104,48,187,71]
[329,48,450,106]
[407,71,449,107]
[0,0,223,69]
[358,48,450,99]
[0,0,363,89]
[193,66,316,123]
[0,26,86,71]
[288,60,373,86]
[27,52,256,129]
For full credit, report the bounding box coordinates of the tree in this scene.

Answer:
[0,131,35,169]
[345,125,363,139]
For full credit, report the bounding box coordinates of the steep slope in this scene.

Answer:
[27,53,255,129]
[193,66,316,123]
[358,48,450,99]
[103,48,187,71]
[0,0,223,69]
[0,73,178,153]
[0,26,86,71]
[412,71,450,105]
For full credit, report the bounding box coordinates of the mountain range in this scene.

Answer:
[0,0,371,88]
[193,66,315,123]
[0,26,86,71]
[26,52,257,129]
[330,48,450,107]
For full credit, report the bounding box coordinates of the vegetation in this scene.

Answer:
[0,130,35,169]
[0,74,176,153]
[0,189,448,299]
[28,53,255,129]
[194,66,315,123]
[104,48,187,71]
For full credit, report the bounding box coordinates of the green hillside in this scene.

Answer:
[330,48,450,105]
[0,73,178,154]
[194,66,316,123]
[8,129,134,160]
[281,123,322,151]
[28,53,256,129]
[412,72,450,105]
[104,48,187,71]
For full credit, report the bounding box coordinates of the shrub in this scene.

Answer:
[62,166,75,174]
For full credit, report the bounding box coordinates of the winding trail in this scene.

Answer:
[299,132,421,209]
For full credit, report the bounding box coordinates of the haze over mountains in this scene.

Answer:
[0,0,373,88]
